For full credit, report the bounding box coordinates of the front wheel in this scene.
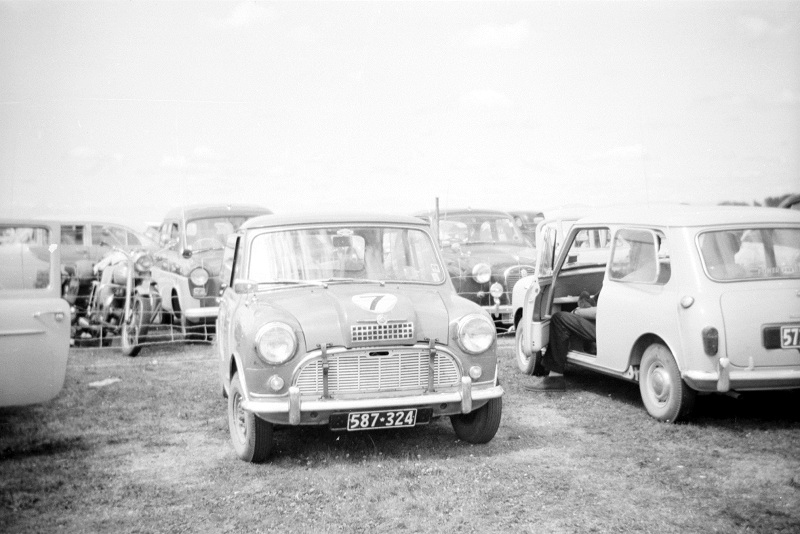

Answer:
[121,295,151,357]
[228,372,273,462]
[515,322,540,375]
[450,396,502,444]
[639,343,696,423]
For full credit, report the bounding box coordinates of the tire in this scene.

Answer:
[515,323,540,375]
[639,343,696,423]
[450,396,502,444]
[228,372,273,462]
[121,295,151,357]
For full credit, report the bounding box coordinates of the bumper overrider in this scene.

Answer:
[240,342,504,426]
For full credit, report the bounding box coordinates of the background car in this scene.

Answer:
[419,209,536,331]
[516,204,800,422]
[151,204,271,340]
[217,212,504,462]
[509,210,544,245]
[1,220,70,406]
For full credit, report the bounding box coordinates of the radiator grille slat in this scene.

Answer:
[295,349,460,395]
[351,322,414,342]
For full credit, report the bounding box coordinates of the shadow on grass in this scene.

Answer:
[0,435,91,462]
[561,363,800,427]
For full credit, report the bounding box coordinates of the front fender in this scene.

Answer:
[511,275,535,324]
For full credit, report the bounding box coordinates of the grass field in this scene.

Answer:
[2,337,799,533]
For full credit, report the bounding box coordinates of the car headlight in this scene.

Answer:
[489,282,504,299]
[472,263,491,284]
[189,267,209,286]
[255,322,298,364]
[456,314,495,354]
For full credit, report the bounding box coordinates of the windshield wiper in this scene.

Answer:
[323,277,386,286]
[260,279,329,287]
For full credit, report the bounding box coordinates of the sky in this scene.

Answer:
[1,1,799,233]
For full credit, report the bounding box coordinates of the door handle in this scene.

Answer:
[34,310,66,322]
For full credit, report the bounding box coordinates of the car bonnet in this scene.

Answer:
[254,284,450,350]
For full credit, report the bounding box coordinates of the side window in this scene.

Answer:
[609,228,666,284]
[61,225,85,245]
[563,227,612,269]
[536,223,558,276]
[168,223,180,250]
[0,226,52,290]
[93,225,126,247]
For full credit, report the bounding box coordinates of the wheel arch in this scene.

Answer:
[629,333,681,377]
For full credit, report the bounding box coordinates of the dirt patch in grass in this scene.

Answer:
[2,338,799,533]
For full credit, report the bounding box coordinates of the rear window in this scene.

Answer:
[0,226,53,290]
[698,228,800,281]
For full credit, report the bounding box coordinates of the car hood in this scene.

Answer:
[255,284,450,349]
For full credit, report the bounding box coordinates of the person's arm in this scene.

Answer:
[573,306,597,320]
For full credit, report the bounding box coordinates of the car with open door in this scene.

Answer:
[516,204,800,422]
[1,220,70,407]
[217,212,504,462]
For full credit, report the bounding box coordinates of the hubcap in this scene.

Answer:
[233,393,247,442]
[649,365,672,404]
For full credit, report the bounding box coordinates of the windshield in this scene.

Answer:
[185,216,252,249]
[247,226,445,284]
[698,228,800,281]
[439,214,528,246]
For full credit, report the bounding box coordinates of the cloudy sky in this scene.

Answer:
[1,1,798,232]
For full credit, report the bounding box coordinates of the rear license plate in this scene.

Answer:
[781,326,800,348]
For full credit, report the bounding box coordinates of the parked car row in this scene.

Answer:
[4,202,798,466]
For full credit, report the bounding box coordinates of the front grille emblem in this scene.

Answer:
[376,314,388,325]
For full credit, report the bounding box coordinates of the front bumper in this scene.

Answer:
[684,364,800,393]
[242,378,504,426]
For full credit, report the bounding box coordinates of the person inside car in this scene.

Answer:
[523,290,597,392]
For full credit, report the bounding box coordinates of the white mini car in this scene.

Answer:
[514,205,800,422]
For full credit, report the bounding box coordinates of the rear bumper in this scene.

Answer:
[684,366,800,393]
[242,379,504,426]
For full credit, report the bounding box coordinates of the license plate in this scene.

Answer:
[345,408,417,431]
[781,326,800,348]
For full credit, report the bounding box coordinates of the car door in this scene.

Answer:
[519,222,560,357]
[0,222,70,406]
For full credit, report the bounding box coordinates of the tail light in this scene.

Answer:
[702,326,719,356]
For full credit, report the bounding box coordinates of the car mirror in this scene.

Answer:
[233,279,258,294]
[181,248,193,259]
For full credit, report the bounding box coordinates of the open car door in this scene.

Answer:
[0,221,70,406]
[517,221,561,372]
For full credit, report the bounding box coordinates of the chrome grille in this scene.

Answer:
[505,265,534,297]
[295,349,460,395]
[351,322,414,342]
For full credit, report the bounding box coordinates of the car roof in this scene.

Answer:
[241,212,432,230]
[162,204,272,221]
[573,204,800,228]
[417,208,515,219]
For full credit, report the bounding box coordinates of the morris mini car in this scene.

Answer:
[151,204,271,339]
[420,209,536,330]
[1,220,70,407]
[216,213,504,462]
[516,204,800,422]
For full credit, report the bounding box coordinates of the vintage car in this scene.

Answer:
[509,210,544,245]
[419,209,536,330]
[1,220,70,407]
[151,204,271,339]
[216,213,504,462]
[515,204,800,422]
